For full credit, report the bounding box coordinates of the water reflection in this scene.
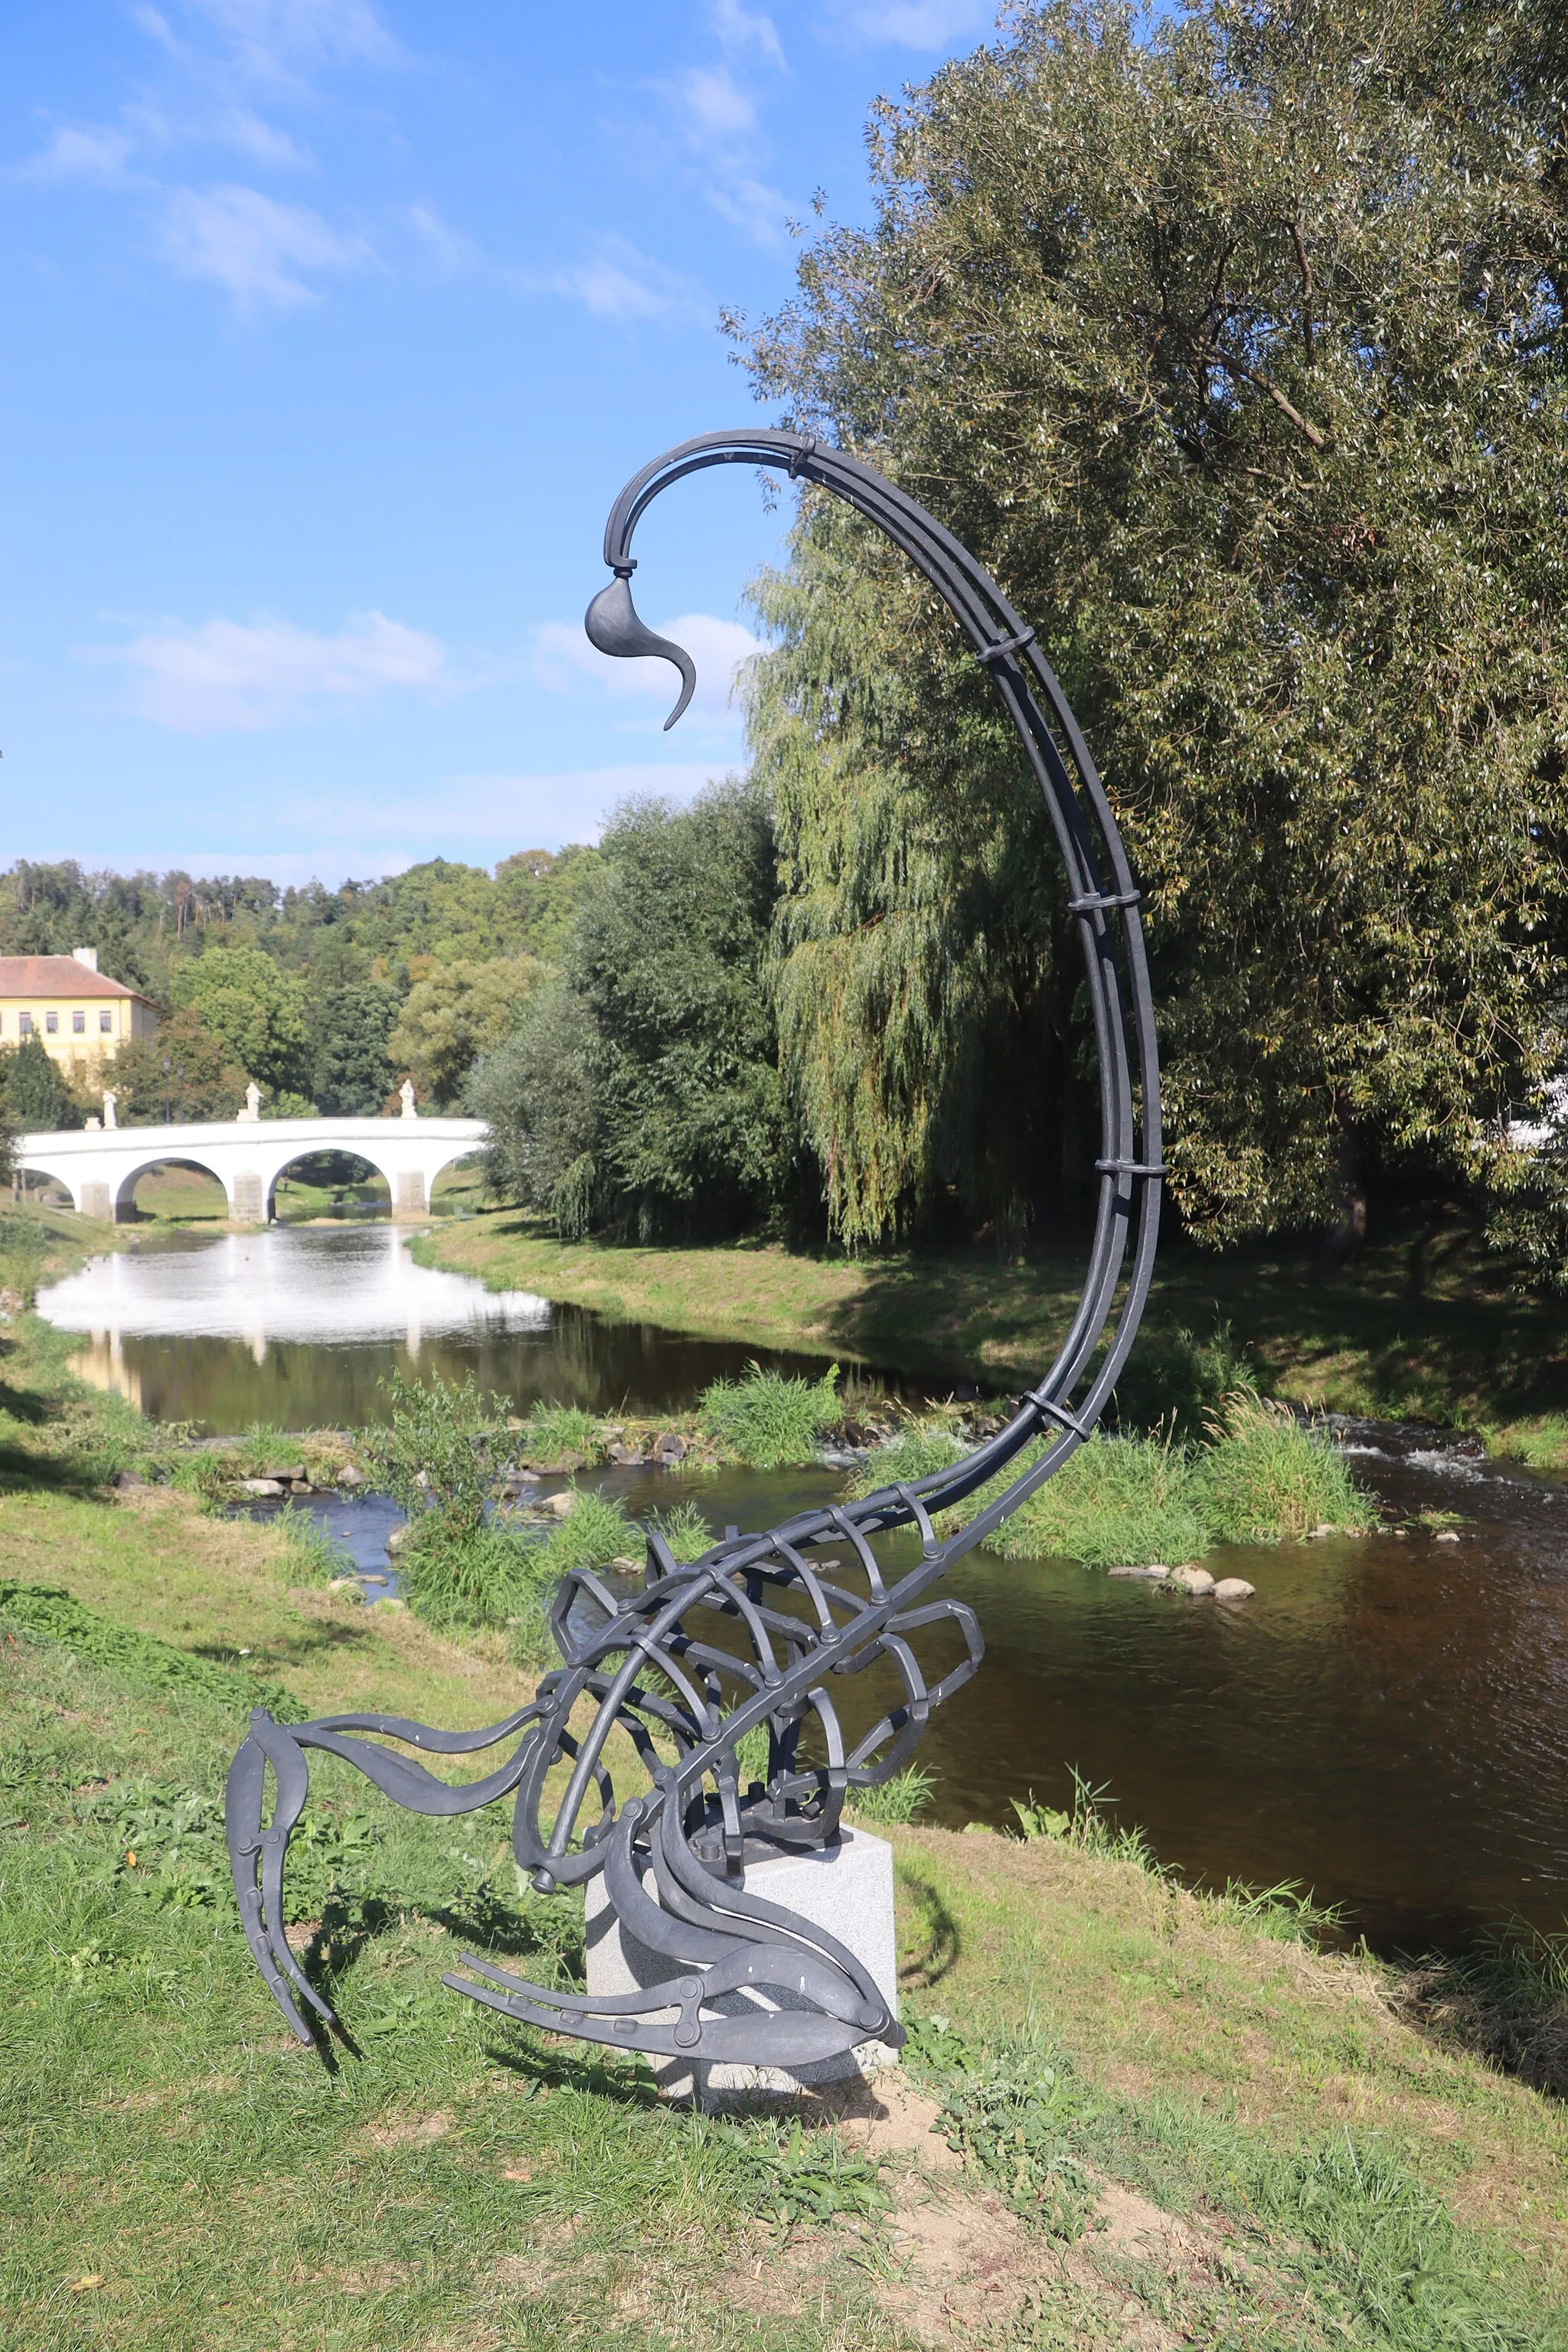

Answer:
[36,1223,880,1430]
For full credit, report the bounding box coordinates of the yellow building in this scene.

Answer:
[0,950,156,1071]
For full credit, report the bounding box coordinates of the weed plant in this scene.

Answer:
[847,1419,966,1498]
[514,1400,603,1462]
[1011,1768,1162,1870]
[273,1500,357,1587]
[1406,1922,1568,2096]
[1194,1390,1376,1540]
[646,1499,712,1563]
[844,1764,935,1826]
[397,1520,536,1631]
[698,1361,841,1468]
[987,1430,1208,1568]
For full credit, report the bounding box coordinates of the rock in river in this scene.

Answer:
[1170,1566,1216,1596]
[1212,1577,1256,1602]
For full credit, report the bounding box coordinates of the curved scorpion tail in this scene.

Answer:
[225,1709,337,2044]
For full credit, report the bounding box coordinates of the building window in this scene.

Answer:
[100,1009,113,1033]
[73,1009,86,1033]
[45,1011,58,1033]
[19,1012,33,1034]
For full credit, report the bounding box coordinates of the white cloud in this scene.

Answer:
[674,65,758,142]
[13,124,137,186]
[531,611,763,724]
[656,63,789,248]
[511,234,706,325]
[158,182,372,312]
[182,0,403,88]
[710,0,786,67]
[707,173,789,243]
[207,106,311,168]
[407,202,477,276]
[822,0,997,43]
[110,610,451,732]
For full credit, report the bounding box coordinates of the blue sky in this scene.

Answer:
[0,0,1006,886]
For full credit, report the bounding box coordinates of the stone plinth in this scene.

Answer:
[586,1830,900,2107]
[79,1181,113,1223]
[230,1171,265,1223]
[394,1169,427,1219]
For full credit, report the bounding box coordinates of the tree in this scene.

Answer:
[169,945,311,1096]
[312,980,401,1115]
[469,984,603,1234]
[567,782,791,1237]
[471,785,790,1239]
[737,0,1568,1251]
[0,1037,77,1131]
[109,1008,250,1124]
[388,956,544,1109]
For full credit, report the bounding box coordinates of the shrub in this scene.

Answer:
[360,1372,507,1541]
[1194,1391,1375,1543]
[699,1361,841,1468]
[987,1433,1209,1568]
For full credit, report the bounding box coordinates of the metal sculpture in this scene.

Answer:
[226,430,1163,2069]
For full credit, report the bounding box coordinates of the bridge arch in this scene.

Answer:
[12,1156,82,1210]
[264,1145,394,1221]
[111,1152,237,1223]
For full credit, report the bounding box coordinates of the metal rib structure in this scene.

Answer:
[226,429,1163,2068]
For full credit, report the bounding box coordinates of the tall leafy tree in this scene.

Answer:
[388,956,544,1109]
[472,784,790,1238]
[739,0,1568,1250]
[311,980,402,1116]
[0,1037,76,1132]
[169,944,311,1096]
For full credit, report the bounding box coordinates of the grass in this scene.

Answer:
[697,1361,842,1469]
[510,1400,604,1465]
[978,1395,1377,1566]
[416,1207,1568,1455]
[646,1498,713,1564]
[4,1254,1568,2345]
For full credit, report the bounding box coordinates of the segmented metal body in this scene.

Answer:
[226,431,1162,2066]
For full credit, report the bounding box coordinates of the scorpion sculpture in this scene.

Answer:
[226,430,1163,2074]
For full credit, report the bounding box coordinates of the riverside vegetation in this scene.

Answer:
[5,1215,1568,2345]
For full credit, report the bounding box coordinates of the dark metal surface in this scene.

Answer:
[226,430,1163,2067]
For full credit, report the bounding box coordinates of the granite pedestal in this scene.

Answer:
[585,1828,900,2106]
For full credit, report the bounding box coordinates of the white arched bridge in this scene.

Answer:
[15,1114,487,1224]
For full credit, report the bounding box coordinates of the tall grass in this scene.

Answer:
[981,1393,1373,1564]
[1195,1390,1377,1540]
[844,1764,935,1826]
[511,1400,603,1462]
[647,1499,713,1563]
[529,1486,639,1583]
[988,1431,1208,1568]
[273,1501,356,1586]
[848,1419,966,1498]
[697,1361,841,1468]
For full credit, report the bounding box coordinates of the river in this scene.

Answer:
[36,1222,1568,1952]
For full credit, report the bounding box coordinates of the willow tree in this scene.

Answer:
[740,0,1568,1251]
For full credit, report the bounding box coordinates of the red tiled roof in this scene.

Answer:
[0,956,150,1001]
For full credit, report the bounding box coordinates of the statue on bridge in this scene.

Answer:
[224,430,1164,2087]
[399,1078,417,1120]
[237,1081,261,1123]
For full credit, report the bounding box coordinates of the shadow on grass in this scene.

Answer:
[0,1435,117,1501]
[897,1873,961,1991]
[1396,1924,1568,2101]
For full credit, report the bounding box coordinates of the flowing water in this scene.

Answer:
[35,1223,1568,1952]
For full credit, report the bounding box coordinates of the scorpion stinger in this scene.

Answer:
[226,430,1162,2070]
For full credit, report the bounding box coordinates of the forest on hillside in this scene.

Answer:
[5,0,1566,1281]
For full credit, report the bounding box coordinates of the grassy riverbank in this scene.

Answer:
[4,1210,1568,2344]
[417,1209,1568,1460]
